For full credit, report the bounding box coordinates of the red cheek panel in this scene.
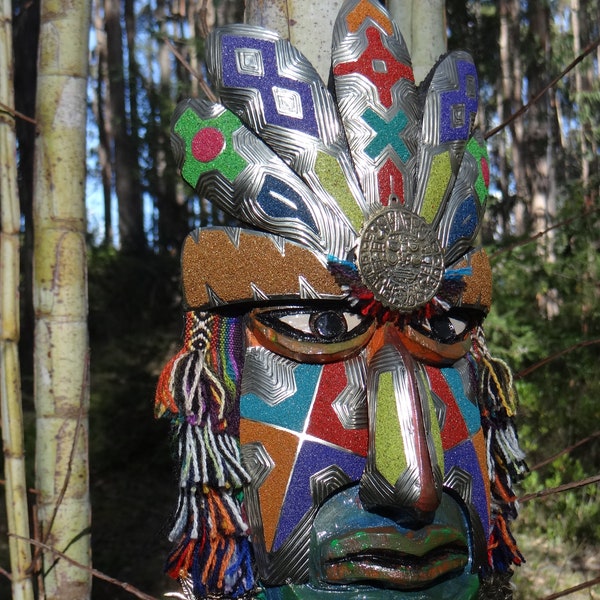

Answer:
[426,365,470,450]
[306,362,368,457]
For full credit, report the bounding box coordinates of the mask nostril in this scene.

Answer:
[359,467,442,527]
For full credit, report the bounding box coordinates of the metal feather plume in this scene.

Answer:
[170,0,490,315]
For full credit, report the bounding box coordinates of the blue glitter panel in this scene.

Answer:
[439,60,478,144]
[447,195,479,248]
[240,363,322,432]
[221,35,320,138]
[256,175,318,232]
[272,441,366,551]
[444,440,490,541]
[441,367,481,436]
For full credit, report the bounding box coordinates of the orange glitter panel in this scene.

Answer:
[453,248,493,311]
[345,0,393,34]
[240,419,299,552]
[181,229,343,308]
[472,429,491,510]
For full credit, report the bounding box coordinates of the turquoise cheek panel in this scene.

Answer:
[240,363,322,432]
[440,367,481,436]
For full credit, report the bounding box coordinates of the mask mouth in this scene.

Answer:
[311,486,475,592]
[319,525,469,589]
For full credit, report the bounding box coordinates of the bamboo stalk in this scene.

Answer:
[388,0,447,83]
[244,0,344,81]
[33,0,92,597]
[0,0,35,597]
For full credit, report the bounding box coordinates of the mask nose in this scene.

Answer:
[360,324,444,525]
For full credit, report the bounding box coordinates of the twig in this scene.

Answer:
[519,474,600,502]
[538,574,600,600]
[9,535,160,600]
[0,100,37,126]
[41,357,89,547]
[0,479,40,496]
[162,37,218,103]
[530,431,600,472]
[516,338,600,379]
[489,206,599,259]
[485,36,600,139]
[0,566,12,581]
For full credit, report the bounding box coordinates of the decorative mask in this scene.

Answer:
[155,1,528,599]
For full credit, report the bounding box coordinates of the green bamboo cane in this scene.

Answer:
[0,0,36,598]
[33,0,92,597]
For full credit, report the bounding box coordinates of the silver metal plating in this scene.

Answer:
[241,347,298,406]
[332,353,368,429]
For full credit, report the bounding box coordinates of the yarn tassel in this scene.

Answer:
[155,312,254,597]
[471,326,528,573]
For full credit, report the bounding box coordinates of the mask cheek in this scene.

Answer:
[425,363,492,546]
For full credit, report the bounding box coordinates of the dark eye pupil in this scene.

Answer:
[310,311,347,340]
[429,316,456,343]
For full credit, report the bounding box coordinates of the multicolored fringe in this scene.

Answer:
[327,255,468,323]
[471,326,528,573]
[155,311,254,598]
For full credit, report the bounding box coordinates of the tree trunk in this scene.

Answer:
[525,0,559,318]
[92,0,113,246]
[12,0,40,374]
[0,1,35,597]
[498,0,528,236]
[105,0,145,253]
[33,0,92,597]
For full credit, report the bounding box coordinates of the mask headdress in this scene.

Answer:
[171,0,490,319]
[159,0,524,597]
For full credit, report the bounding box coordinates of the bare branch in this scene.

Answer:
[485,36,600,139]
[530,431,600,472]
[162,37,218,103]
[519,474,600,502]
[41,369,89,547]
[0,100,37,126]
[516,338,600,379]
[490,206,600,260]
[10,535,161,600]
[538,574,600,600]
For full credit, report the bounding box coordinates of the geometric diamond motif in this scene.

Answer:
[444,465,473,505]
[371,59,387,73]
[235,47,264,76]
[272,86,303,119]
[451,103,466,128]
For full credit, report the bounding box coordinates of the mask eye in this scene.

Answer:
[399,308,484,366]
[427,313,470,345]
[248,305,375,363]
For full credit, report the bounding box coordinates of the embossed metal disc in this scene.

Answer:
[358,204,444,312]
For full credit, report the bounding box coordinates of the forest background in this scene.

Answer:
[1,0,599,598]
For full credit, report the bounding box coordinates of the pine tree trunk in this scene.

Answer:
[33,0,92,597]
[499,0,527,236]
[92,0,113,246]
[0,1,35,597]
[105,0,144,253]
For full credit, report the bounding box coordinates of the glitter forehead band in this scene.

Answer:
[171,0,490,313]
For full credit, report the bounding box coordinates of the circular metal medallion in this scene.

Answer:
[357,204,444,312]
